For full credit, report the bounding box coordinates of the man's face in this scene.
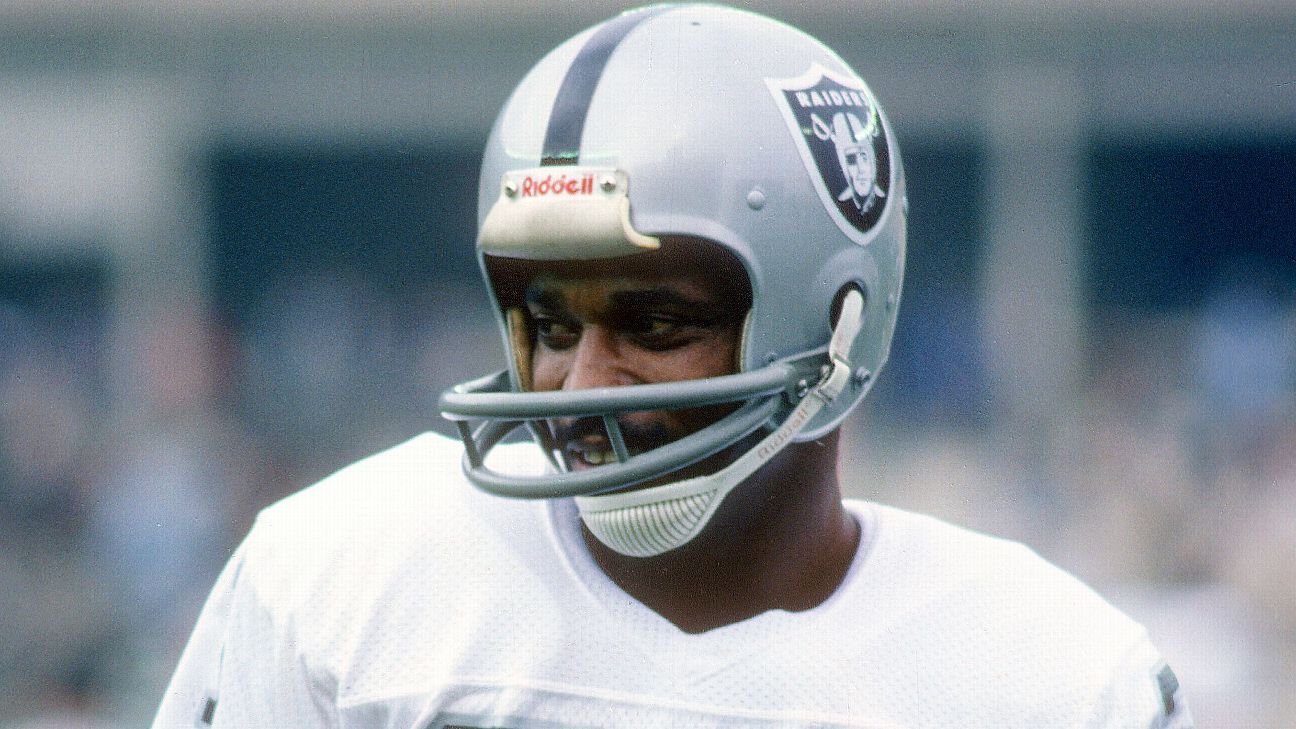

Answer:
[524,246,747,475]
[842,144,875,197]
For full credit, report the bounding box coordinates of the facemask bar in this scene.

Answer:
[439,352,827,499]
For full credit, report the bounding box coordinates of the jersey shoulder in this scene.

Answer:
[860,500,1134,626]
[256,431,543,541]
[849,501,1180,725]
[237,433,549,620]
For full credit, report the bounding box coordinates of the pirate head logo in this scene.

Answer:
[767,65,891,242]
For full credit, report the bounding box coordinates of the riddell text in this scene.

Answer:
[520,174,595,197]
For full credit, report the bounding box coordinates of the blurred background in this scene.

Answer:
[0,0,1292,726]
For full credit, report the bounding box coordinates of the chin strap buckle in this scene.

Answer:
[814,288,864,404]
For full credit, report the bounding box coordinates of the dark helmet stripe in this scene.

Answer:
[540,6,671,167]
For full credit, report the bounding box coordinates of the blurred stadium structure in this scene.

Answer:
[0,1,1293,726]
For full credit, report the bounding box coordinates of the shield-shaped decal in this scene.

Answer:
[766,64,891,243]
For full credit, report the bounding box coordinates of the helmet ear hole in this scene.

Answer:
[830,282,866,331]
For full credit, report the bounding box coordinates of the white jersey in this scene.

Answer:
[154,433,1190,728]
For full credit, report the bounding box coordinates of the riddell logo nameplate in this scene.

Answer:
[502,168,623,200]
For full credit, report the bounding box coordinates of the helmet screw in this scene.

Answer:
[796,379,810,398]
[504,180,518,197]
[746,188,766,210]
[852,367,872,388]
[599,175,618,192]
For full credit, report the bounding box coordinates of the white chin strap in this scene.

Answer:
[575,290,865,558]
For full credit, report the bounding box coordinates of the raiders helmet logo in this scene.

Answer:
[766,64,892,243]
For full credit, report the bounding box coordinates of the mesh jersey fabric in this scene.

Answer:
[153,432,1186,728]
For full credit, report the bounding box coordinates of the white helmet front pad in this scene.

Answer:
[439,4,906,556]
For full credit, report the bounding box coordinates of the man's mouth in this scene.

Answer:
[554,416,676,471]
[562,433,637,466]
[566,440,619,468]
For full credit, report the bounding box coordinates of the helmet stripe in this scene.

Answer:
[540,6,670,167]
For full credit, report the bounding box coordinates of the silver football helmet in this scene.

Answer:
[439,4,906,557]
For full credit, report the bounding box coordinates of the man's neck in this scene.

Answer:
[581,435,859,634]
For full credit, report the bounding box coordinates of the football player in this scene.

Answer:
[154,5,1192,727]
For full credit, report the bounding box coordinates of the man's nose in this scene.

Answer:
[563,326,633,391]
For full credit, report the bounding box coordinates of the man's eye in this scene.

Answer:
[643,317,676,335]
[630,314,692,345]
[534,316,579,349]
